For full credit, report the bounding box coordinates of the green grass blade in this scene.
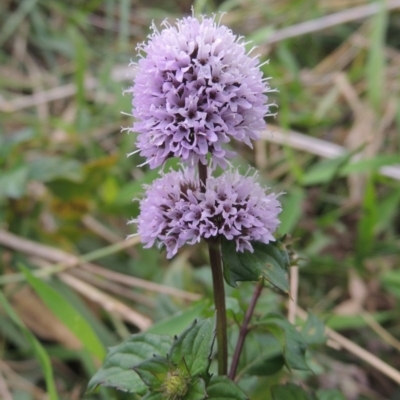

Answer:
[366,0,388,111]
[0,291,59,400]
[0,0,37,45]
[355,176,378,265]
[21,265,106,360]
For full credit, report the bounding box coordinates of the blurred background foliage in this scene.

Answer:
[0,0,400,399]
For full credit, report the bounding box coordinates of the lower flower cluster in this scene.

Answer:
[131,168,281,258]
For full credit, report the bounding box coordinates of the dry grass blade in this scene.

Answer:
[69,267,157,308]
[82,214,125,244]
[80,263,201,302]
[0,229,200,301]
[261,126,400,181]
[287,266,299,324]
[82,214,137,257]
[0,368,13,400]
[49,266,151,330]
[361,311,400,353]
[27,257,151,330]
[0,361,46,400]
[265,0,400,45]
[9,284,82,349]
[0,66,131,112]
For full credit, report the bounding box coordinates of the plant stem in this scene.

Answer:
[198,161,228,375]
[228,279,264,380]
[198,162,207,193]
[208,241,228,375]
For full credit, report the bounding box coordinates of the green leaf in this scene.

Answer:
[185,378,207,400]
[0,292,59,400]
[375,187,400,234]
[246,353,284,377]
[301,313,326,346]
[316,389,346,400]
[28,156,83,183]
[225,297,242,319]
[0,0,37,46]
[142,392,164,400]
[301,152,399,186]
[147,301,209,337]
[221,239,289,293]
[326,311,393,330]
[257,314,309,371]
[238,334,284,377]
[301,153,352,186]
[115,168,161,205]
[21,266,106,360]
[134,355,170,390]
[0,314,30,351]
[0,166,29,199]
[206,376,248,400]
[341,154,400,176]
[272,384,315,400]
[278,186,305,235]
[88,333,172,393]
[356,176,377,262]
[0,128,35,158]
[301,144,369,187]
[169,318,215,377]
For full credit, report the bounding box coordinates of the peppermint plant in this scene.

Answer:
[88,13,325,400]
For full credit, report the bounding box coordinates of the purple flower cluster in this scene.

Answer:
[128,15,272,169]
[131,169,281,258]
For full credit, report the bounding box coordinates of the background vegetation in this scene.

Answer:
[1,0,400,399]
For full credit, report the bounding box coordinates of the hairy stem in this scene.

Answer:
[229,279,264,380]
[198,161,228,375]
[208,241,228,375]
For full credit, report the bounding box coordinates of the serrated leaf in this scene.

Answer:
[206,376,248,400]
[272,384,316,400]
[221,239,289,293]
[169,318,215,377]
[134,355,170,390]
[257,314,309,371]
[87,333,172,394]
[185,378,207,400]
[301,313,326,346]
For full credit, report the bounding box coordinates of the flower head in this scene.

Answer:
[128,15,273,169]
[132,168,281,258]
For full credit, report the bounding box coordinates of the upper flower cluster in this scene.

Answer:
[129,15,272,169]
[132,168,281,258]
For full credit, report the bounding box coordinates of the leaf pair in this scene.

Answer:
[88,317,247,399]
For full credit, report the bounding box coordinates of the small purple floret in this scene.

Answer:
[131,169,281,258]
[128,15,273,169]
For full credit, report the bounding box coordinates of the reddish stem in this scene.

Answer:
[228,280,264,380]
